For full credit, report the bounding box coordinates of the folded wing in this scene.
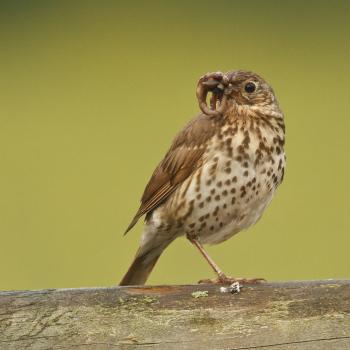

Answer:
[124,113,217,234]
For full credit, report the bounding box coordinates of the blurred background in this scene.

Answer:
[0,0,349,291]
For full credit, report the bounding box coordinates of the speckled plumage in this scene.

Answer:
[120,70,286,286]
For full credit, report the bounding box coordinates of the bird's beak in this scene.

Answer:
[196,73,230,116]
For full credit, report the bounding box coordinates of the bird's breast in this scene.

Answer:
[151,120,286,245]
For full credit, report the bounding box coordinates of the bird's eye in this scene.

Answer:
[244,82,257,93]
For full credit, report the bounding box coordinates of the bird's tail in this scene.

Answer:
[119,246,164,286]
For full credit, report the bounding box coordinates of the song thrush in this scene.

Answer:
[120,70,285,286]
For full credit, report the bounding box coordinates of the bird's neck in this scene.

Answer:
[223,102,284,132]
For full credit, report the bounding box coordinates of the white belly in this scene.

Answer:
[182,157,278,245]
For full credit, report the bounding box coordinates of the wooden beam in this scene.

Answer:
[1,280,350,349]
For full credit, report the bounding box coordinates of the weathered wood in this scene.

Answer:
[0,280,349,349]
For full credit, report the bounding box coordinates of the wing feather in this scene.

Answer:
[124,113,217,234]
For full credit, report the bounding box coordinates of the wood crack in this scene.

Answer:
[226,336,350,349]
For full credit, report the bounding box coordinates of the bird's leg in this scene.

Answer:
[187,236,266,285]
[187,237,226,280]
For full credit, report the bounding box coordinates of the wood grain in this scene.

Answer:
[1,280,349,349]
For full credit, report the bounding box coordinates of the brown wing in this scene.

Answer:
[124,113,217,234]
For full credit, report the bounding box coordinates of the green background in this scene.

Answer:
[1,1,349,291]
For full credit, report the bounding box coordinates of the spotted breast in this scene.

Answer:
[146,107,285,246]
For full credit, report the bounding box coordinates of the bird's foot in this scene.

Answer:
[198,275,266,285]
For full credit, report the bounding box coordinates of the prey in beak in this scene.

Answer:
[196,72,231,116]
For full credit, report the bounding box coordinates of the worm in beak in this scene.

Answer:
[196,72,230,116]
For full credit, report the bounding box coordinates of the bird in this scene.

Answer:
[120,70,286,286]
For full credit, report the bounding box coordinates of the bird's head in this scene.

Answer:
[196,70,279,117]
